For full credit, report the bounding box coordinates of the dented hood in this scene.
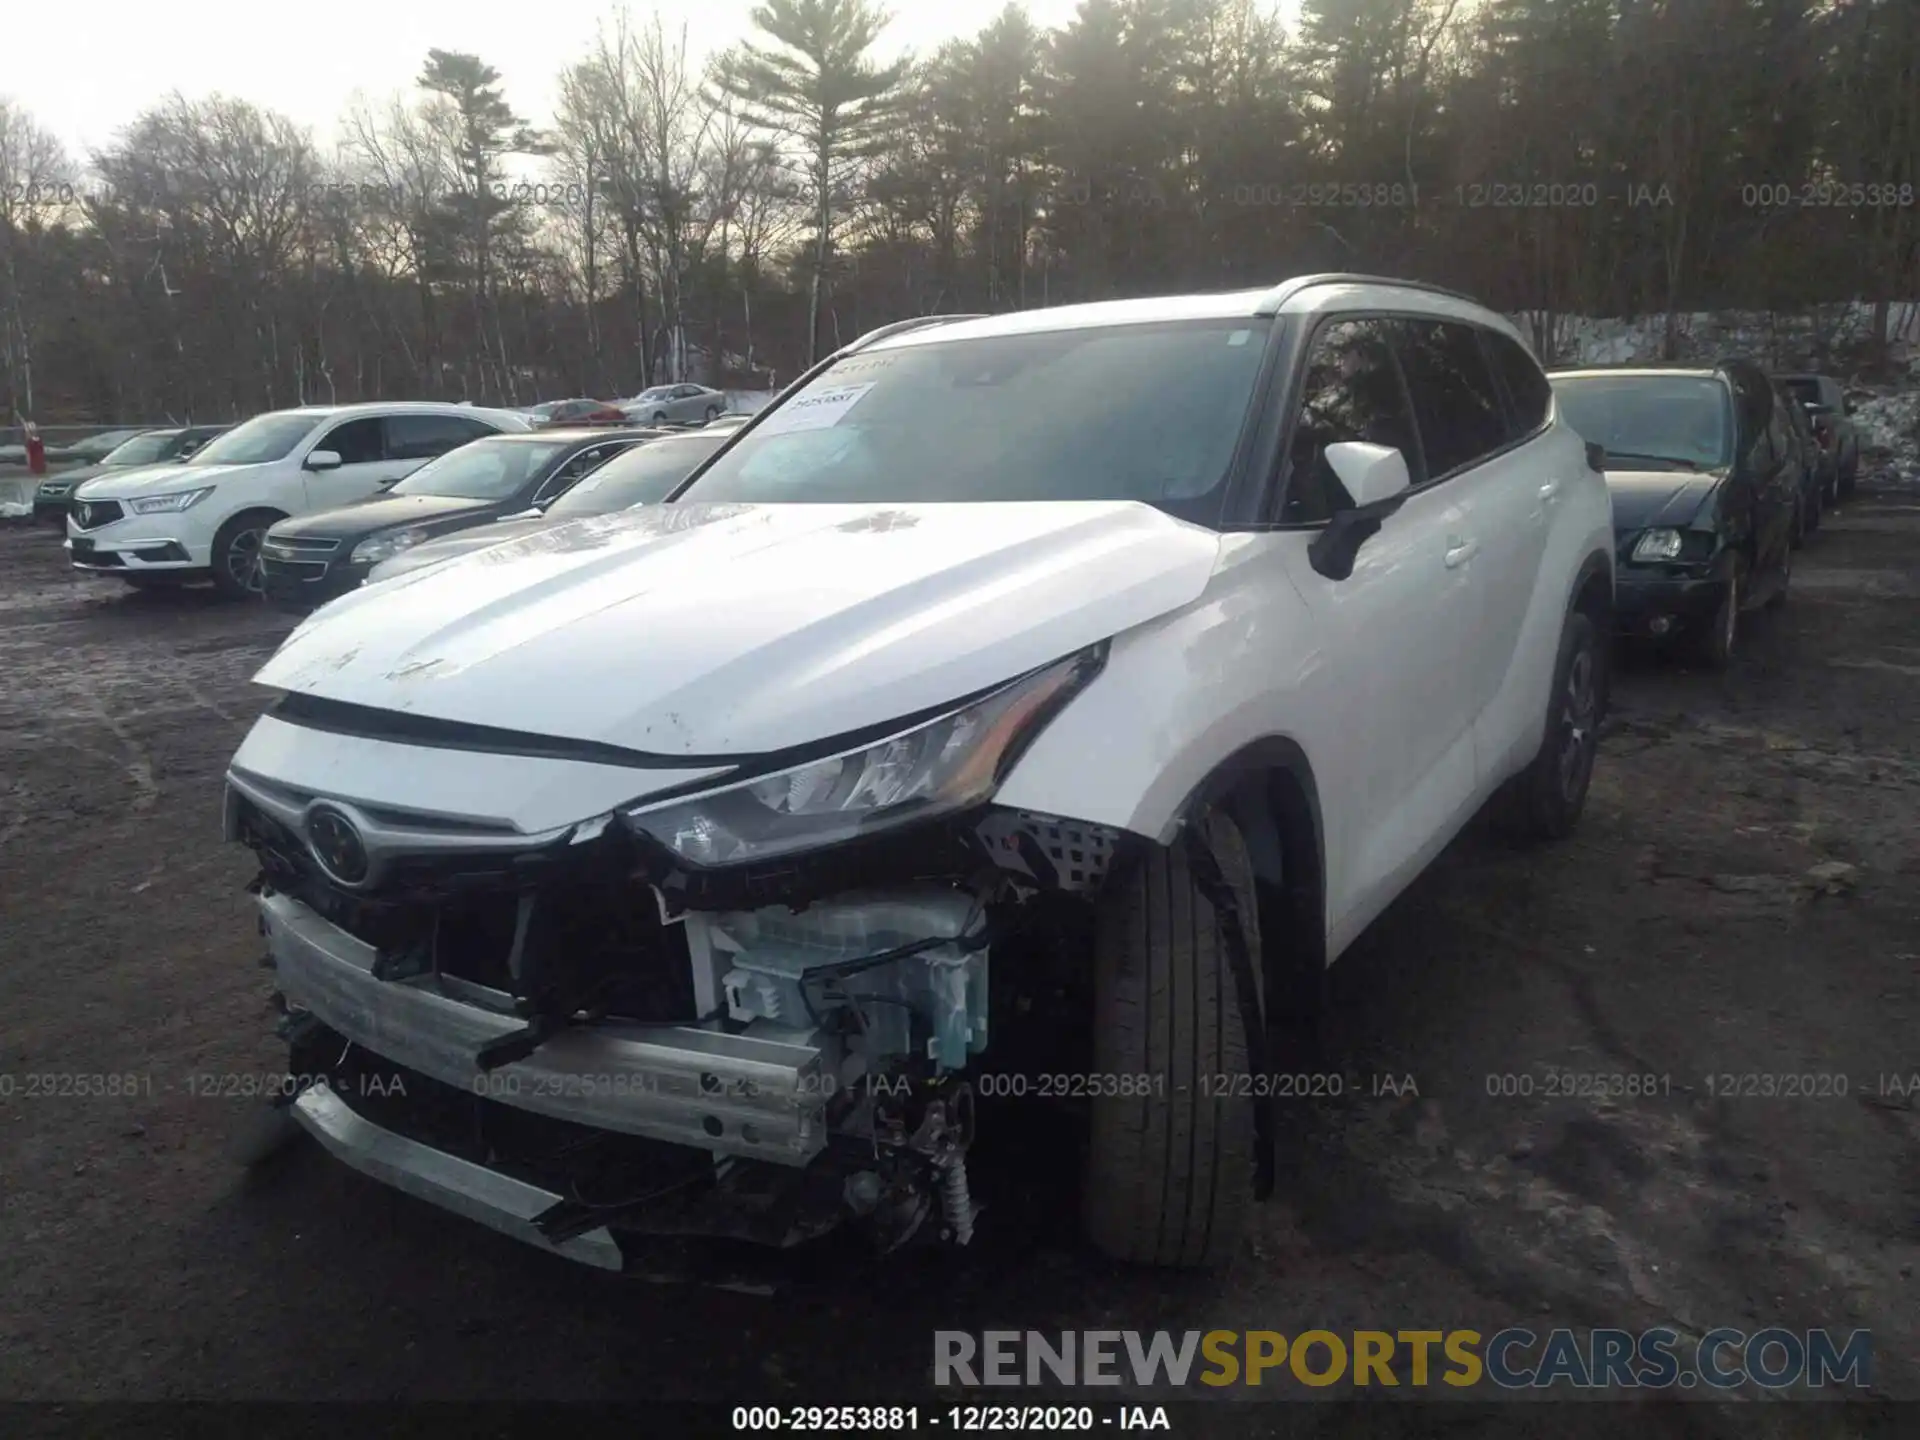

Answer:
[254,500,1223,756]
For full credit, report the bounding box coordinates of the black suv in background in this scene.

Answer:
[259,429,660,609]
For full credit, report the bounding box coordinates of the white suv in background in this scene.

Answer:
[68,402,529,596]
[226,276,1614,1275]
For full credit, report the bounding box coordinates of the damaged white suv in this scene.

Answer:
[226,276,1614,1274]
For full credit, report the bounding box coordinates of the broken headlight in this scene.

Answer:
[623,649,1100,866]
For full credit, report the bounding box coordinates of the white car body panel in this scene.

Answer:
[67,403,529,574]
[254,500,1223,759]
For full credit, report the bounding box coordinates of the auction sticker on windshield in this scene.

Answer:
[755,382,874,436]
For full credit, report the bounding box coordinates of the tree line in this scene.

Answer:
[1,0,1916,426]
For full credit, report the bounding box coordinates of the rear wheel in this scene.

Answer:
[211,510,282,599]
[1496,608,1606,843]
[704,405,720,422]
[1084,808,1258,1269]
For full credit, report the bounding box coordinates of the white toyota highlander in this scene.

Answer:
[224,275,1614,1275]
[68,401,529,596]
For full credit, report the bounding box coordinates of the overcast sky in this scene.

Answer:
[8,0,1156,160]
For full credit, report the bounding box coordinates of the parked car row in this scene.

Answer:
[33,400,750,599]
[512,385,731,429]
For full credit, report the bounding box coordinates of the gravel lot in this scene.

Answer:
[1,495,1915,1424]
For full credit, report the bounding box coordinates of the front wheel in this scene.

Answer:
[652,410,668,425]
[1689,566,1739,670]
[1084,809,1259,1269]
[1496,609,1606,842]
[210,510,281,599]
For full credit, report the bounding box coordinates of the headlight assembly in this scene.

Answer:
[127,487,214,515]
[1630,528,1685,562]
[623,649,1102,866]
[352,528,429,565]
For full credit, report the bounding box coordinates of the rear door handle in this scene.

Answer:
[1444,537,1478,568]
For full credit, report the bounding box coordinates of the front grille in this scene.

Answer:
[269,535,343,554]
[261,556,328,581]
[71,499,123,529]
[237,790,694,1024]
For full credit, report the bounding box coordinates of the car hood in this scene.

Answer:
[38,462,109,490]
[368,515,557,580]
[256,500,1224,756]
[78,461,261,499]
[271,493,495,540]
[1605,469,1724,532]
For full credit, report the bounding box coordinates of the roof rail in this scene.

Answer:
[1254,273,1482,315]
[838,313,989,355]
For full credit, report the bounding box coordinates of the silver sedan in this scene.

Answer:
[620,383,728,425]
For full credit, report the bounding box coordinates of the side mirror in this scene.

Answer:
[1323,441,1411,507]
[1308,442,1413,582]
[1584,440,1607,473]
[303,449,342,471]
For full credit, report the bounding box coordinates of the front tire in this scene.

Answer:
[1496,609,1606,842]
[211,510,281,599]
[1690,565,1739,670]
[1084,809,1259,1269]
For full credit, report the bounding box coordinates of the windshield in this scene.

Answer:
[545,435,729,517]
[389,438,571,500]
[102,432,179,466]
[1550,375,1733,469]
[192,412,323,466]
[679,319,1268,517]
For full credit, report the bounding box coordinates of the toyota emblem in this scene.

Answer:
[306,805,370,885]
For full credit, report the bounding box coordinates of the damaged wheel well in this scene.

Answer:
[1176,738,1328,1035]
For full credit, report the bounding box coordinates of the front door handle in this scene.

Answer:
[1538,479,1561,501]
[1444,537,1478,568]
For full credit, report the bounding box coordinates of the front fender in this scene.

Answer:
[995,537,1312,848]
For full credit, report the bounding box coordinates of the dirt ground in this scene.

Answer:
[1,491,1915,1428]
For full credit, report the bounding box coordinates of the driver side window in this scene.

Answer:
[1277,319,1423,524]
[316,417,385,466]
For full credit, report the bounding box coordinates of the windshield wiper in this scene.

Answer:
[1601,450,1702,471]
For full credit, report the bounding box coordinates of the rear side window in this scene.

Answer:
[387,413,492,460]
[1278,318,1422,524]
[1484,330,1553,437]
[1392,319,1510,477]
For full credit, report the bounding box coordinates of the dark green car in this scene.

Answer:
[33,425,229,524]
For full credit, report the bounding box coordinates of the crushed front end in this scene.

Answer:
[228,652,1127,1275]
